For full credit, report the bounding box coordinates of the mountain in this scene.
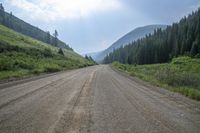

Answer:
[103,8,200,64]
[84,51,101,59]
[92,25,167,63]
[0,24,95,80]
[0,4,72,50]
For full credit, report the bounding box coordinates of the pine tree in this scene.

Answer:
[58,48,64,56]
[53,30,58,46]
[0,3,4,11]
[85,55,89,60]
[46,31,51,44]
[0,3,5,24]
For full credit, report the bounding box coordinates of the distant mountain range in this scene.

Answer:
[88,25,167,63]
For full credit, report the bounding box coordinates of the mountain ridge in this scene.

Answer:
[89,25,167,63]
[103,8,200,64]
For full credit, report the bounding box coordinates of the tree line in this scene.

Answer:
[0,3,73,51]
[104,8,200,64]
[85,55,97,64]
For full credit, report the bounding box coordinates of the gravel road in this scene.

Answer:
[0,65,199,133]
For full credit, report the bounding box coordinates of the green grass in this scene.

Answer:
[0,24,95,79]
[112,56,200,100]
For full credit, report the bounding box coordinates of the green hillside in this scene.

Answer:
[112,57,200,100]
[0,24,95,79]
[0,5,72,50]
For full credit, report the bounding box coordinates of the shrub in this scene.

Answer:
[58,48,64,56]
[43,48,53,57]
[44,66,61,72]
[173,87,200,100]
[155,67,200,88]
[14,59,35,70]
[0,57,15,70]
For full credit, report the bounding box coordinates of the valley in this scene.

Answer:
[0,1,200,133]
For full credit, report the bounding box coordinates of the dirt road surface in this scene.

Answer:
[0,65,200,133]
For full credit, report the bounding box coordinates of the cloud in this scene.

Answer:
[7,0,123,22]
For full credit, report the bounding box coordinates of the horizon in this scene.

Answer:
[1,0,200,54]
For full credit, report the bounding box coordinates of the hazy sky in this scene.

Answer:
[1,0,200,54]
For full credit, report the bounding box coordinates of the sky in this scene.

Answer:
[0,0,200,54]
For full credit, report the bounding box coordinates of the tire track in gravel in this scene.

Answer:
[0,65,199,133]
[0,70,81,111]
[50,70,96,133]
[0,70,84,126]
[110,76,178,133]
[111,67,200,114]
[109,66,200,133]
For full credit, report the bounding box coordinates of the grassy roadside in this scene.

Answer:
[112,56,200,101]
[0,24,95,80]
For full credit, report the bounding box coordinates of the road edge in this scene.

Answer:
[110,65,200,108]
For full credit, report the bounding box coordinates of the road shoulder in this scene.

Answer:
[110,65,200,112]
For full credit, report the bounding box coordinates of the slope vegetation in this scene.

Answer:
[0,24,95,79]
[112,57,200,100]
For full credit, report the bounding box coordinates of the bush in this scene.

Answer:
[173,87,200,100]
[44,66,61,72]
[43,48,54,57]
[155,67,200,88]
[58,48,64,56]
[0,41,21,52]
[14,59,35,69]
[0,57,15,70]
[32,69,42,74]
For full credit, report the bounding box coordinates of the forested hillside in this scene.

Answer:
[104,8,200,64]
[90,25,166,63]
[0,4,72,50]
